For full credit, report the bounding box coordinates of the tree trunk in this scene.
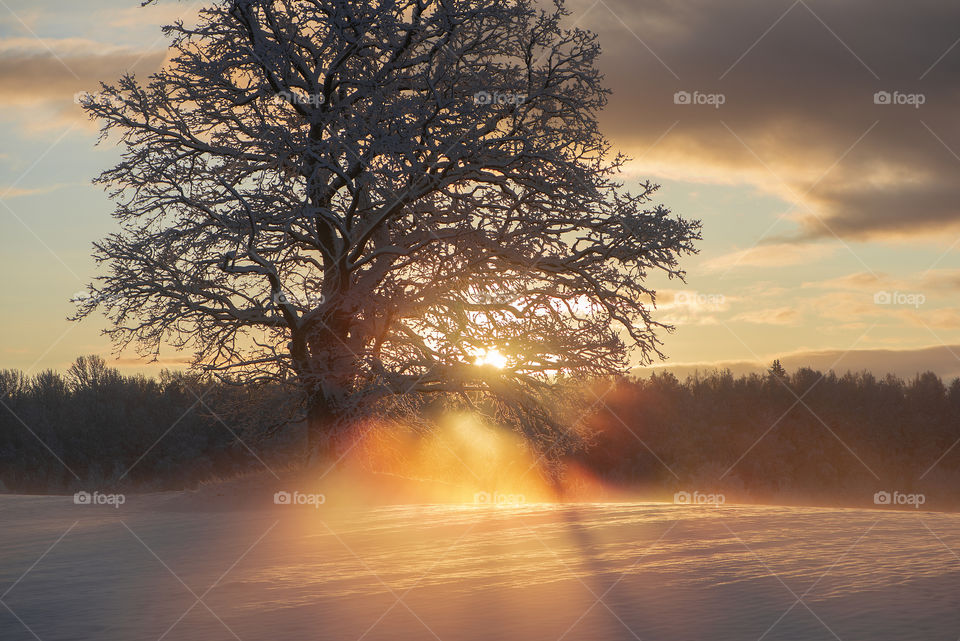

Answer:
[305,392,342,468]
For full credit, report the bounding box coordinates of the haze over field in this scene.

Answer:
[3,493,960,641]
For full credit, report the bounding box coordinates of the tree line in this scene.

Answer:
[3,357,959,510]
[0,356,300,493]
[574,365,960,509]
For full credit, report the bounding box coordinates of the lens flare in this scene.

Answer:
[473,348,508,369]
[321,413,567,504]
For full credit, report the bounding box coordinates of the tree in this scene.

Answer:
[66,355,119,393]
[768,359,787,379]
[75,0,700,459]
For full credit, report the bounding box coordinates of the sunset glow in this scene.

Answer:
[473,347,508,369]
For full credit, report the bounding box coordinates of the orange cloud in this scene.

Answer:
[704,242,838,271]
[731,307,800,325]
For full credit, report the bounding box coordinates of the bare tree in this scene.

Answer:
[75,0,700,458]
[66,355,118,393]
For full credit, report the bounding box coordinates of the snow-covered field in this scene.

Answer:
[2,491,959,640]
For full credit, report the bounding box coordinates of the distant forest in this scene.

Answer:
[2,357,959,509]
[0,356,300,492]
[577,364,960,509]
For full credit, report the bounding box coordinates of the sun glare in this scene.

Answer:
[473,348,508,369]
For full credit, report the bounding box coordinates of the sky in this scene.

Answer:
[1,0,960,379]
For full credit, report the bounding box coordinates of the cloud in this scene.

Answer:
[0,44,167,105]
[0,183,74,198]
[0,9,44,32]
[0,39,167,133]
[101,4,202,29]
[731,306,800,325]
[802,272,886,291]
[657,289,731,325]
[704,242,838,271]
[902,307,960,331]
[801,268,960,304]
[568,0,960,240]
[805,291,877,323]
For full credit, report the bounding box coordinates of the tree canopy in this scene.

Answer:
[76,0,700,455]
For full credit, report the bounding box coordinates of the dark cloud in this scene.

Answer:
[0,42,166,104]
[567,0,960,239]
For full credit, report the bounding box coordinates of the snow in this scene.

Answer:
[2,490,959,640]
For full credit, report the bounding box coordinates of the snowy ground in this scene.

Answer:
[2,491,959,641]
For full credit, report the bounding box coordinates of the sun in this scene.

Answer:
[473,348,508,369]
